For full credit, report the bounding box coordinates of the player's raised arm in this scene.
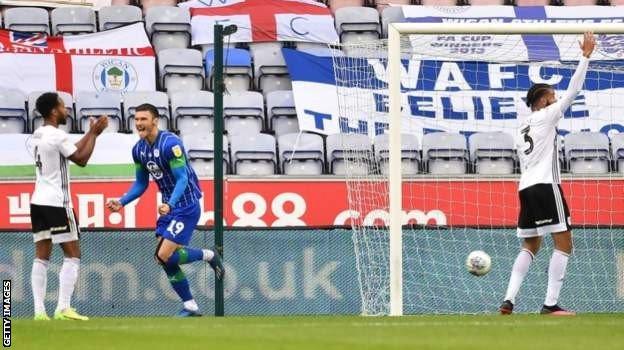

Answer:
[68,116,108,167]
[107,149,149,212]
[548,32,595,117]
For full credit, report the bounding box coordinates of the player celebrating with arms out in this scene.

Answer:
[500,32,595,316]
[106,104,224,317]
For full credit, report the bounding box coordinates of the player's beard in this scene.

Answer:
[58,117,67,125]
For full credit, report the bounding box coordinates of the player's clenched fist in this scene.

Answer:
[106,199,123,212]
[158,203,171,216]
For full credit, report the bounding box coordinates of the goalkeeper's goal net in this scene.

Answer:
[332,23,624,316]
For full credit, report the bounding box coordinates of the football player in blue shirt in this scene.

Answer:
[106,103,224,317]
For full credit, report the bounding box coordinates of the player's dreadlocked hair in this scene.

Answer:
[525,83,552,109]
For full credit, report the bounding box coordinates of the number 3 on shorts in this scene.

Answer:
[166,220,185,236]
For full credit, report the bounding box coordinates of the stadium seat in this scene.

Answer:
[374,133,420,176]
[145,6,191,53]
[51,7,96,35]
[74,91,122,133]
[123,91,170,132]
[328,0,364,13]
[266,90,299,137]
[0,89,27,134]
[422,132,468,175]
[28,91,74,133]
[98,5,142,31]
[141,0,179,14]
[611,133,624,174]
[564,132,610,174]
[469,132,516,175]
[183,133,229,176]
[381,6,405,39]
[249,43,292,95]
[223,91,265,136]
[326,133,373,175]
[230,133,277,176]
[335,7,381,46]
[4,7,50,34]
[278,132,325,175]
[158,48,204,92]
[205,48,253,91]
[170,90,214,137]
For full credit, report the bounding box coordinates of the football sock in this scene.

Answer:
[163,264,194,303]
[167,247,213,266]
[56,257,80,312]
[31,258,49,315]
[504,249,534,304]
[544,249,570,307]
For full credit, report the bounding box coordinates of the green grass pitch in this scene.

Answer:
[12,314,624,350]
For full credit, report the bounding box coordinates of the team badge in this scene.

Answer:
[92,59,138,93]
[172,145,183,158]
[154,149,160,158]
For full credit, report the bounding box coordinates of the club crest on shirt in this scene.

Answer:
[146,161,163,180]
[154,149,160,158]
[172,145,183,158]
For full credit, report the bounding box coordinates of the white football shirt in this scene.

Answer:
[517,56,589,191]
[30,125,77,208]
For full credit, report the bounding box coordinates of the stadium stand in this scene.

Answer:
[469,132,516,175]
[266,90,299,137]
[145,6,191,53]
[158,48,204,92]
[141,0,180,14]
[564,131,611,174]
[99,5,143,31]
[381,6,404,38]
[374,133,421,176]
[278,132,325,175]
[205,48,253,92]
[74,91,123,133]
[230,133,277,175]
[326,133,373,175]
[123,91,171,132]
[184,133,229,176]
[51,7,97,35]
[171,90,214,137]
[223,91,265,136]
[4,7,50,34]
[422,132,469,175]
[249,43,292,95]
[611,133,624,174]
[28,91,74,133]
[0,89,27,134]
[334,7,381,46]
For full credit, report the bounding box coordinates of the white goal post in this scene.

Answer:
[386,22,624,316]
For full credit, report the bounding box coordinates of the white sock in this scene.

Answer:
[504,249,534,304]
[202,249,215,262]
[544,250,570,307]
[56,257,80,312]
[184,299,199,311]
[31,259,49,315]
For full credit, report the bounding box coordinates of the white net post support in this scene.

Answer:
[385,22,624,316]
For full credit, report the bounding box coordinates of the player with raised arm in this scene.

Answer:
[106,103,224,317]
[499,32,595,316]
[30,92,108,321]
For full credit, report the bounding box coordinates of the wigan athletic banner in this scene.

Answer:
[283,49,624,139]
[401,6,624,61]
[0,23,155,95]
[186,0,339,45]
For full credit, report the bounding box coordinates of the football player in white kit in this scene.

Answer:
[500,32,595,316]
[29,92,108,320]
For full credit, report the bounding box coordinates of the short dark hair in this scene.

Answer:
[525,83,552,109]
[36,92,61,119]
[134,103,159,119]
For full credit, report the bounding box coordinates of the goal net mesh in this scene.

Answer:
[331,33,624,315]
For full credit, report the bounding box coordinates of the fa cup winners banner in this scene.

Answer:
[0,23,155,95]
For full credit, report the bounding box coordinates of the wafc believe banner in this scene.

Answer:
[1,179,622,230]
